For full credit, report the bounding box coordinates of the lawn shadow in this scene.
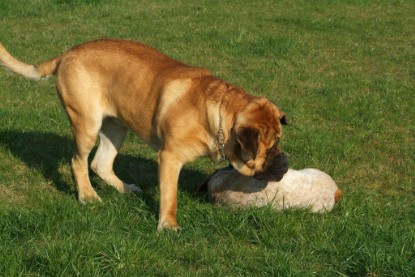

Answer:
[0,130,210,213]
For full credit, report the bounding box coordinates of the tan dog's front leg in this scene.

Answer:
[157,150,183,232]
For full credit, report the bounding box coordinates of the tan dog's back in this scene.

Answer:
[57,39,211,144]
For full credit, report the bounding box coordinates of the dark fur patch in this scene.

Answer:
[233,127,259,161]
[254,152,289,181]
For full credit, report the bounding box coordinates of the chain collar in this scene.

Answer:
[218,112,226,162]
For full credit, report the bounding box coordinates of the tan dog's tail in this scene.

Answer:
[0,43,61,80]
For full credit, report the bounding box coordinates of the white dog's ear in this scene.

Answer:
[232,127,259,162]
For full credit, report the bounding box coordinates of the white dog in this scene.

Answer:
[203,167,342,212]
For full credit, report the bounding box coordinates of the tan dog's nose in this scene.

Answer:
[334,189,342,203]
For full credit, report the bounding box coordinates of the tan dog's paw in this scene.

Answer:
[157,220,181,233]
[123,183,142,194]
[78,191,102,204]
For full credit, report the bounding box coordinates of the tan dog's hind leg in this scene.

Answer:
[157,151,183,232]
[70,117,102,203]
[57,73,103,203]
[91,118,142,194]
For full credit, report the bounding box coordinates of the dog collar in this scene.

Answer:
[218,112,226,162]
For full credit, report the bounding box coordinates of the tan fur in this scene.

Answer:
[0,39,286,231]
[207,168,342,212]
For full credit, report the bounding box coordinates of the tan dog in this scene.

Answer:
[0,39,287,231]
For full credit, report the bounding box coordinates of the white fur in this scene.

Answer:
[207,168,341,212]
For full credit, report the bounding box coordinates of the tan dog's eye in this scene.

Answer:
[266,139,278,153]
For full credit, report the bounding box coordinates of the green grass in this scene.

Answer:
[0,0,414,275]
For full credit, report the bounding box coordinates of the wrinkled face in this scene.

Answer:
[226,98,288,181]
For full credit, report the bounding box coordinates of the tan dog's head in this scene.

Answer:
[226,97,288,181]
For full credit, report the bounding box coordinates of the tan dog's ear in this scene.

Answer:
[232,127,259,161]
[279,112,288,125]
[270,101,288,125]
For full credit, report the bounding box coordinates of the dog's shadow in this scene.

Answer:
[0,131,210,211]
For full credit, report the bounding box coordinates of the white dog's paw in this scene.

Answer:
[123,183,142,194]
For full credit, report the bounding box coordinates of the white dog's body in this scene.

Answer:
[207,168,342,212]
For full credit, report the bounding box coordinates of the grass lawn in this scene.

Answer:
[0,0,414,275]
